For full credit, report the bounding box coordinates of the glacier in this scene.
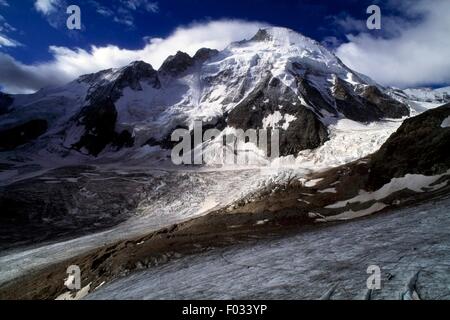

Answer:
[88,196,450,300]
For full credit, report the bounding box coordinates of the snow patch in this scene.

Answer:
[325,203,388,221]
[56,283,91,300]
[326,171,449,209]
[318,187,337,194]
[262,111,297,130]
[304,178,323,187]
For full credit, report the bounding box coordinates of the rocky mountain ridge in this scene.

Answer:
[0,27,409,161]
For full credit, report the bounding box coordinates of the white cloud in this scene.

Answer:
[0,20,267,93]
[333,15,367,33]
[335,0,450,88]
[121,0,159,13]
[321,36,341,50]
[34,0,68,29]
[34,0,60,15]
[0,0,9,7]
[90,0,114,17]
[0,14,21,48]
[89,0,159,27]
[0,34,21,48]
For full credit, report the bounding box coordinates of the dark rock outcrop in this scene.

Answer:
[159,51,195,76]
[368,103,450,189]
[193,48,219,63]
[82,61,160,103]
[0,92,13,115]
[360,85,410,118]
[228,75,329,156]
[71,98,134,156]
[158,49,218,77]
[250,29,272,42]
[334,78,409,122]
[333,77,384,122]
[0,120,48,151]
[296,75,337,116]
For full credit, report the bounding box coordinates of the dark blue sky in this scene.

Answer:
[1,0,384,64]
[2,0,449,91]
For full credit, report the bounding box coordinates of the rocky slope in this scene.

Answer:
[231,103,450,222]
[368,104,450,189]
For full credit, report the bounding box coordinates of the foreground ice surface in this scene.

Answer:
[88,197,450,300]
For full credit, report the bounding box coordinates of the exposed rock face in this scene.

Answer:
[159,51,195,76]
[0,120,48,151]
[227,74,328,156]
[81,61,161,103]
[71,98,134,156]
[159,48,219,77]
[332,79,410,122]
[117,61,160,91]
[193,48,219,62]
[296,76,337,116]
[0,93,13,116]
[250,28,272,42]
[368,103,450,189]
[294,73,409,124]
[333,77,384,122]
[360,85,410,118]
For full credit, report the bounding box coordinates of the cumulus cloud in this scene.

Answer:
[0,20,267,94]
[335,0,450,88]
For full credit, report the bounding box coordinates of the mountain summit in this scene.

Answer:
[0,27,409,159]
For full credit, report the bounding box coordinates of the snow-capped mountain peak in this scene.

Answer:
[0,27,409,161]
